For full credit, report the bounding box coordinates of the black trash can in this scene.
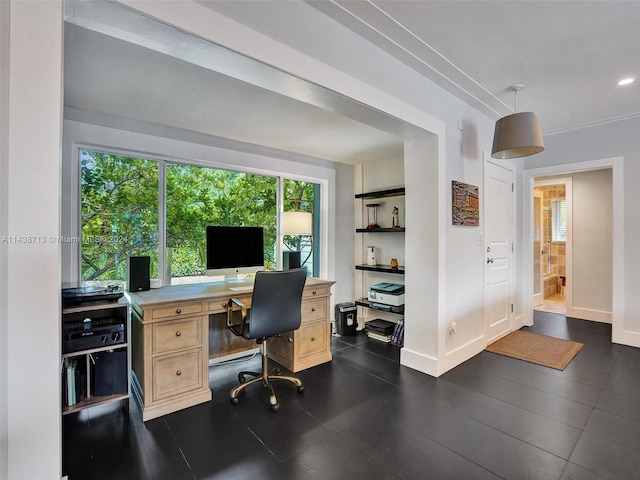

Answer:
[335,302,358,336]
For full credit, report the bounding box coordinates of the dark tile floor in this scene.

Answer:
[63,311,640,480]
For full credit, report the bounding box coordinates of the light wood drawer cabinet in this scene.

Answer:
[128,278,334,420]
[207,295,252,314]
[297,320,329,359]
[153,317,201,354]
[130,306,211,422]
[268,290,332,373]
[302,298,326,323]
[152,302,202,320]
[303,286,328,299]
[152,349,203,401]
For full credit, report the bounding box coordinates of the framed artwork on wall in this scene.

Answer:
[452,181,479,226]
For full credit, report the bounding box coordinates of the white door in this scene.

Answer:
[484,159,514,343]
[533,190,544,307]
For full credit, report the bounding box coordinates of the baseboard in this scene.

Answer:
[514,312,530,329]
[441,335,486,375]
[400,348,438,377]
[566,306,612,324]
[613,326,640,349]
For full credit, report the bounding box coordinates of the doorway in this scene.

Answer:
[533,178,571,316]
[525,159,620,331]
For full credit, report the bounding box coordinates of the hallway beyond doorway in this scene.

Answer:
[535,293,566,315]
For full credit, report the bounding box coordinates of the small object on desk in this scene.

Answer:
[390,258,399,269]
[392,206,399,227]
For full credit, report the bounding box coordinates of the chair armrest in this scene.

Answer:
[226,297,248,337]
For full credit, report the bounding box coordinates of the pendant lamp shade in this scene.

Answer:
[491,111,545,159]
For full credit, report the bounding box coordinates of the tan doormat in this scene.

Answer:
[486,330,584,370]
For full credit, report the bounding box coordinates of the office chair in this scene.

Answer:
[226,268,307,412]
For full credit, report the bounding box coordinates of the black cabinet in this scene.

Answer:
[61,301,130,415]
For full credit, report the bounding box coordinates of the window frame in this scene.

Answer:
[73,143,324,286]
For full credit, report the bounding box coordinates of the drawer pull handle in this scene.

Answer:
[176,308,182,314]
[176,370,182,376]
[312,290,317,295]
[176,331,181,337]
[222,303,227,308]
[311,337,316,342]
[287,337,293,343]
[311,307,316,312]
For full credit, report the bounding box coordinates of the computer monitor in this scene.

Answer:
[206,226,264,283]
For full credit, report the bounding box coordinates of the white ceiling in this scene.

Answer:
[304,0,640,135]
[64,1,640,163]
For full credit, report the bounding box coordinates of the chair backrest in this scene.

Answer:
[246,268,307,340]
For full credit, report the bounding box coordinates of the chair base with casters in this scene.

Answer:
[226,269,308,412]
[229,338,304,412]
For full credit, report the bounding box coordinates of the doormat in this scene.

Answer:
[485,330,583,370]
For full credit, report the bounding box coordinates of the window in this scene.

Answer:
[80,150,159,282]
[165,163,277,284]
[283,179,319,276]
[551,199,567,241]
[79,149,320,284]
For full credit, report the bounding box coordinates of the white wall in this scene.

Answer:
[2,2,63,480]
[572,169,613,321]
[0,2,9,477]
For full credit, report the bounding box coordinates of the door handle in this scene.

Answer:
[487,258,494,264]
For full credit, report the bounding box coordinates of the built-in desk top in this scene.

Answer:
[127,277,334,310]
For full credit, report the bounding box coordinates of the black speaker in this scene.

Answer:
[283,251,301,269]
[127,255,150,292]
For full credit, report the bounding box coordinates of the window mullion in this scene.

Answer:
[158,160,167,285]
[277,176,284,270]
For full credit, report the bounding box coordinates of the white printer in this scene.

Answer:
[368,282,405,306]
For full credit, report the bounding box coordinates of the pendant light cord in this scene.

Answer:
[511,84,524,113]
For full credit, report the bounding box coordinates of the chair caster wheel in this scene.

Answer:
[271,403,280,413]
[297,385,305,393]
[230,397,239,405]
[238,374,246,384]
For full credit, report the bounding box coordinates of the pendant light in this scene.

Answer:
[491,85,544,159]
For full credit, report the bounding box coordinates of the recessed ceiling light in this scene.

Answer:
[617,77,635,86]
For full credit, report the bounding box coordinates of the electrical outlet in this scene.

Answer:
[448,322,457,336]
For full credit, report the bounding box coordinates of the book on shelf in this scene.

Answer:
[390,319,404,347]
[66,359,77,406]
[366,331,392,343]
[62,358,87,407]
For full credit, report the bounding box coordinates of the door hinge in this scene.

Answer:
[511,303,514,313]
[512,243,514,253]
[511,183,514,192]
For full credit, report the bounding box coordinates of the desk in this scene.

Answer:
[127,278,334,421]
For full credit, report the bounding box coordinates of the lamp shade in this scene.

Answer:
[282,211,312,235]
[491,112,545,159]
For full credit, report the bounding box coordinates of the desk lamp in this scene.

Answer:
[282,210,312,270]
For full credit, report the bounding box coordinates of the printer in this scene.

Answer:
[368,282,405,306]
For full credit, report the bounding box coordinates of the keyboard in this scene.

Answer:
[229,285,253,292]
